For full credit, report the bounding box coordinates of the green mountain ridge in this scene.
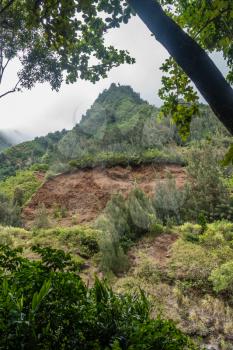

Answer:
[0,83,229,181]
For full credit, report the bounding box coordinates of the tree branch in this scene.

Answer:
[0,0,15,15]
[193,8,230,39]
[0,78,21,99]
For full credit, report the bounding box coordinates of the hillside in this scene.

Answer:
[0,84,229,181]
[1,85,233,349]
[0,129,67,180]
[22,163,186,227]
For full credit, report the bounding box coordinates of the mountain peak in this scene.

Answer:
[95,83,146,106]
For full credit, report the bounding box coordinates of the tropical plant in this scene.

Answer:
[0,245,199,349]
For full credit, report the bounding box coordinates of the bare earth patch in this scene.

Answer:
[23,164,186,227]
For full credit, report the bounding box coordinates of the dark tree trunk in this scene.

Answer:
[128,0,233,135]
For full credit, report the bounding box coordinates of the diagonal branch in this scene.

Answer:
[193,8,230,39]
[0,78,21,99]
[0,0,15,15]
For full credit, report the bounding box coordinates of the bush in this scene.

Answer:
[98,188,160,242]
[209,261,233,294]
[33,226,100,259]
[169,221,233,294]
[198,221,233,248]
[178,223,202,243]
[153,176,187,225]
[0,193,21,227]
[33,203,50,229]
[128,188,155,237]
[185,145,230,221]
[30,163,49,172]
[104,194,132,239]
[149,222,164,236]
[99,230,130,275]
[96,188,163,275]
[0,245,199,350]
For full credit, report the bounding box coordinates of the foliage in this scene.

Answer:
[0,245,198,350]
[153,176,187,225]
[159,57,199,139]
[157,0,233,136]
[169,221,233,294]
[210,261,233,294]
[185,144,230,220]
[154,144,233,225]
[0,170,42,206]
[127,188,155,236]
[33,204,50,229]
[0,130,67,181]
[33,225,100,259]
[99,230,130,275]
[0,193,21,227]
[0,224,99,263]
[0,1,133,98]
[96,188,163,274]
[97,188,159,242]
[68,148,183,170]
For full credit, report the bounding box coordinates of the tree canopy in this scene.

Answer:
[0,0,233,137]
[0,0,133,97]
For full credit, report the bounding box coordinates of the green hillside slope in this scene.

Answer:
[0,130,67,180]
[0,84,229,181]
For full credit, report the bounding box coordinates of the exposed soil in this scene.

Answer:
[143,233,177,268]
[128,233,177,272]
[23,164,186,227]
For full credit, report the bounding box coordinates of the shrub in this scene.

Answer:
[153,176,187,225]
[30,163,49,172]
[0,245,198,349]
[53,204,68,219]
[34,226,100,258]
[209,261,233,294]
[198,221,233,249]
[185,145,230,221]
[0,193,21,227]
[104,193,132,238]
[149,222,164,236]
[33,203,50,229]
[178,223,202,243]
[98,189,159,242]
[99,230,130,275]
[168,240,217,289]
[128,188,155,237]
[96,188,163,274]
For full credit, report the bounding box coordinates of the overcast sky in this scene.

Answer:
[0,15,228,139]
